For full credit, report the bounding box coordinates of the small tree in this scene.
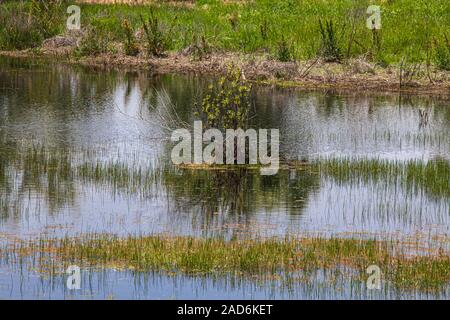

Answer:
[196,66,252,130]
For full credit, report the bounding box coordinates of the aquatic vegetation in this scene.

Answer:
[77,160,161,197]
[315,158,450,198]
[6,234,449,293]
[0,53,449,300]
[197,66,252,130]
[0,144,161,201]
[0,142,447,221]
[162,165,320,217]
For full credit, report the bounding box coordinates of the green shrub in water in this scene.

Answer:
[197,66,252,130]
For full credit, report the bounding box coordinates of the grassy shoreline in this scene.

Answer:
[1,1,450,94]
[4,234,449,292]
[2,50,450,95]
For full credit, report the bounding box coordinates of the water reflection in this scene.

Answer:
[0,56,448,240]
[0,263,447,300]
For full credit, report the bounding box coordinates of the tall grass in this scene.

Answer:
[2,0,449,65]
[73,0,449,64]
[0,6,42,50]
[315,158,449,198]
[140,9,176,57]
[434,35,450,71]
[6,234,449,292]
[76,27,112,56]
[318,19,342,62]
[122,19,139,56]
[0,144,447,218]
[0,0,64,50]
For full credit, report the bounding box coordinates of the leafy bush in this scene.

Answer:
[276,36,293,62]
[122,19,139,56]
[76,28,111,56]
[318,19,342,62]
[197,66,252,130]
[140,10,175,57]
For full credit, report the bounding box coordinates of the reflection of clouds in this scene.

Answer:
[280,94,450,161]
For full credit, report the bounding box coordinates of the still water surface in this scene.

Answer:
[0,57,448,299]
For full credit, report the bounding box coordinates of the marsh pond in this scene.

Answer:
[0,57,448,299]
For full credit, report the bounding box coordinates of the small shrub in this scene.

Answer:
[374,52,389,68]
[122,19,139,56]
[196,66,252,130]
[76,28,111,56]
[399,56,422,87]
[318,19,342,62]
[140,10,175,57]
[191,34,211,61]
[195,66,253,164]
[276,36,292,62]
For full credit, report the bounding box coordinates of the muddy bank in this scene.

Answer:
[1,48,449,97]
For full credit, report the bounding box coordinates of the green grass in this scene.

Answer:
[314,158,450,198]
[7,234,450,292]
[0,0,64,50]
[1,0,449,67]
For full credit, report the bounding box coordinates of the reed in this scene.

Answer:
[315,158,449,198]
[5,234,449,292]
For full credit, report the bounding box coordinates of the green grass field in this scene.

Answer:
[1,0,449,68]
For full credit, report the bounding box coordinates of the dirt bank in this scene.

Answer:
[1,47,449,97]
